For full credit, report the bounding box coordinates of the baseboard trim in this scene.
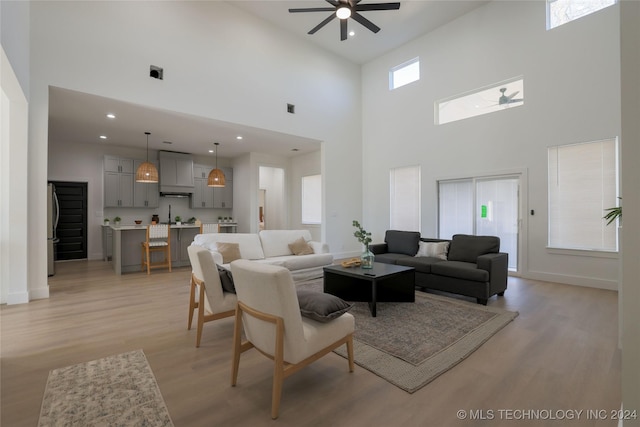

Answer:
[523,271,618,291]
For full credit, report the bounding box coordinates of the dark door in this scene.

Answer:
[51,181,88,260]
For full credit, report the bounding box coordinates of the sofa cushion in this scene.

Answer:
[266,254,334,271]
[430,261,490,282]
[296,290,353,323]
[193,233,265,260]
[375,253,412,265]
[384,230,421,256]
[288,237,314,256]
[259,230,313,258]
[416,241,449,260]
[396,256,445,274]
[216,242,242,264]
[446,234,500,263]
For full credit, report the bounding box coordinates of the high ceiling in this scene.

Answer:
[48,1,487,159]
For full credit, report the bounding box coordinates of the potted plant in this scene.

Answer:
[353,220,374,269]
[218,216,223,223]
[175,215,182,225]
[224,216,229,222]
[114,216,121,226]
[188,217,196,224]
[103,218,110,226]
[603,197,622,225]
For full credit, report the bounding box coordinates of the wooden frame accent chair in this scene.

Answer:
[187,245,237,347]
[229,259,355,419]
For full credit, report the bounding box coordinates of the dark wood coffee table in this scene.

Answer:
[323,262,415,317]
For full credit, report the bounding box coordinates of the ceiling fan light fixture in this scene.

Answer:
[136,131,159,183]
[336,6,351,19]
[207,142,226,188]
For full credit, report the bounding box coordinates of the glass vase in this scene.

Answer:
[361,244,375,269]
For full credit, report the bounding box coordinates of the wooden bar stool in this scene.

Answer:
[141,224,171,274]
[199,223,219,234]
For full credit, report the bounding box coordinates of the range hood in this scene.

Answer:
[158,151,195,196]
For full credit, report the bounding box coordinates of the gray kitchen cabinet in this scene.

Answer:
[191,164,214,209]
[213,167,233,209]
[104,155,134,174]
[104,171,134,207]
[133,160,159,208]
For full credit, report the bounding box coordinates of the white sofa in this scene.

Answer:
[191,230,333,282]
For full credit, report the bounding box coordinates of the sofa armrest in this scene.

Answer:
[369,243,388,255]
[477,252,508,293]
[308,241,330,254]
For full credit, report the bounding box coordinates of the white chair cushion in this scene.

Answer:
[148,241,168,247]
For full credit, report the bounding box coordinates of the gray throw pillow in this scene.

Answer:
[385,230,421,255]
[447,234,500,263]
[296,290,353,323]
[216,265,235,293]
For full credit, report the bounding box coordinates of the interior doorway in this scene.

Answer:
[258,189,266,231]
[258,166,286,230]
[50,181,88,260]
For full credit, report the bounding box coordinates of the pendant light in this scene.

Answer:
[208,142,226,187]
[135,131,159,183]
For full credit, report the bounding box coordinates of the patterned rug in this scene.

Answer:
[297,280,518,393]
[38,350,174,427]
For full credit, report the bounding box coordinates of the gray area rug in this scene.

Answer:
[38,349,174,427]
[297,280,518,393]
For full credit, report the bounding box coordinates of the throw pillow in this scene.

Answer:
[288,237,314,256]
[415,241,449,260]
[296,290,353,323]
[217,265,235,293]
[216,242,241,264]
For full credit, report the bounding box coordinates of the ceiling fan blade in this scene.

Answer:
[507,91,520,100]
[325,0,340,6]
[351,12,381,33]
[355,2,401,11]
[340,19,348,41]
[289,7,336,13]
[308,14,337,35]
[509,98,524,103]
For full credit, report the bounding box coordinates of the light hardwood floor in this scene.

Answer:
[1,260,621,426]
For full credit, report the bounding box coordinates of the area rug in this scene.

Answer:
[297,280,518,393]
[38,350,174,427]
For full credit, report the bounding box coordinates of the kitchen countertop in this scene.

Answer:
[105,224,200,230]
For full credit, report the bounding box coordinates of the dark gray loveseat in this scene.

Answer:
[370,230,508,305]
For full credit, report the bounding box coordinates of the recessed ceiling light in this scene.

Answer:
[106,113,116,119]
[236,136,243,140]
[349,31,355,37]
[208,149,214,153]
[99,135,107,140]
[163,141,173,145]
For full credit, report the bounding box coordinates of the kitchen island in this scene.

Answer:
[106,224,200,275]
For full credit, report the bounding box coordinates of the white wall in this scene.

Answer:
[290,150,322,242]
[361,1,621,289]
[1,47,30,304]
[620,0,640,422]
[27,0,362,298]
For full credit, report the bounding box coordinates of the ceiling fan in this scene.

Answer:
[289,0,401,41]
[497,88,523,106]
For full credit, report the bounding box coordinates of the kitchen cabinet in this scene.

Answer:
[104,156,134,174]
[104,156,134,207]
[213,167,233,208]
[133,160,159,208]
[191,164,214,209]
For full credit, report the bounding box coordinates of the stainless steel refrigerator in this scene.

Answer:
[47,183,60,276]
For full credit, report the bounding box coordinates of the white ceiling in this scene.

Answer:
[47,1,487,159]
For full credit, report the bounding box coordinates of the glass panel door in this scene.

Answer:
[476,177,519,270]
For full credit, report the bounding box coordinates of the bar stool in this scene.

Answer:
[141,224,171,274]
[200,223,220,234]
